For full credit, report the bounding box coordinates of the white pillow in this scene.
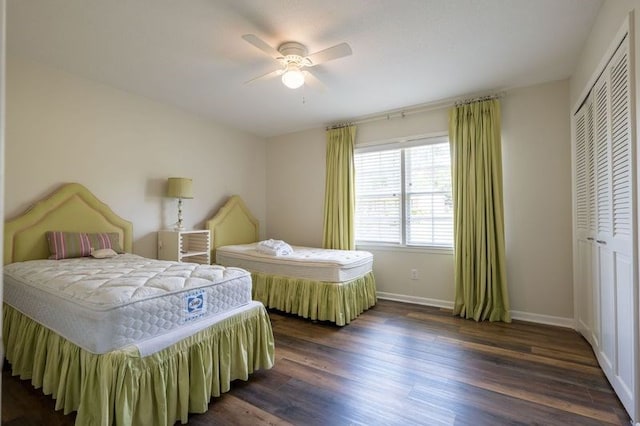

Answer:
[90,248,118,259]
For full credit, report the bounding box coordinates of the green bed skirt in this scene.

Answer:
[3,302,275,426]
[251,271,377,326]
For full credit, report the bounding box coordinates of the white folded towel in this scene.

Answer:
[256,239,293,256]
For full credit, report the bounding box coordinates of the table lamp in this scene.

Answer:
[167,177,193,230]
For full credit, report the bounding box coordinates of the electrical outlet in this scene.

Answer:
[411,269,418,280]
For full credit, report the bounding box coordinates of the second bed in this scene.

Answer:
[206,195,377,326]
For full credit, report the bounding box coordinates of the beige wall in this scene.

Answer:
[267,79,574,324]
[265,127,326,246]
[502,80,573,321]
[5,57,267,259]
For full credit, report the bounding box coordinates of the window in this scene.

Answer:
[354,136,453,247]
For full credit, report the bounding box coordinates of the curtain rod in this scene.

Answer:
[454,92,504,106]
[326,122,354,131]
[325,91,505,129]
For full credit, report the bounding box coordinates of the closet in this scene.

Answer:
[572,33,637,420]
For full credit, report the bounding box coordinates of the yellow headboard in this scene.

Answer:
[4,183,133,264]
[205,195,259,262]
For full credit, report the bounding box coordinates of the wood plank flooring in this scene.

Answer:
[2,300,631,425]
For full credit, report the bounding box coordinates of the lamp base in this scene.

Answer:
[174,198,185,231]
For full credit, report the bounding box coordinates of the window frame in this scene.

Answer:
[354,133,453,252]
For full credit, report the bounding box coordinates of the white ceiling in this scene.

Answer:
[7,0,602,138]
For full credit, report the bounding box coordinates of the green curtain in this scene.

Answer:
[322,125,356,250]
[449,99,511,322]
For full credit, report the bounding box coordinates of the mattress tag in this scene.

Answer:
[183,290,206,322]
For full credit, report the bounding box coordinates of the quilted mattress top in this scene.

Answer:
[217,243,373,267]
[216,243,373,282]
[4,254,249,310]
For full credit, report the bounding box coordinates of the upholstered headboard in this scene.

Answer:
[205,195,259,262]
[4,183,133,264]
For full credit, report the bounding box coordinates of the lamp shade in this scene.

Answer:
[167,177,193,199]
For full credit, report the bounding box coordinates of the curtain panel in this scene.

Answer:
[322,125,356,250]
[449,99,511,322]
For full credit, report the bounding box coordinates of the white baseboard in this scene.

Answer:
[377,292,453,310]
[377,292,575,329]
[509,310,575,329]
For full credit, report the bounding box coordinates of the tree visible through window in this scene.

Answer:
[354,136,453,247]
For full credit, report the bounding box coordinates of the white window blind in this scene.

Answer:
[405,143,453,246]
[355,136,453,247]
[354,149,401,243]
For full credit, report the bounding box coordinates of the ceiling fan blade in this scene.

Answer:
[244,68,284,85]
[303,70,326,92]
[242,34,282,59]
[305,42,352,67]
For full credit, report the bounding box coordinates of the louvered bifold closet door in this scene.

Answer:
[606,38,635,415]
[584,36,635,418]
[592,70,617,378]
[582,98,601,347]
[573,33,637,421]
[585,100,600,347]
[573,97,597,342]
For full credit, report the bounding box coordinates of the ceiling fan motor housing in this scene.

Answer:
[278,41,308,64]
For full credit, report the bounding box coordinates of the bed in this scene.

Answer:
[3,183,275,425]
[205,195,376,326]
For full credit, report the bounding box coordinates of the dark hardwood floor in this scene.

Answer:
[3,300,631,425]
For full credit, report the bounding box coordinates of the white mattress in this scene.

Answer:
[216,243,373,282]
[3,254,252,355]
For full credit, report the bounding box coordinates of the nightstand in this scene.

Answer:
[157,230,211,264]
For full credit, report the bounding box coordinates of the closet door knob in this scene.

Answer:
[596,240,606,245]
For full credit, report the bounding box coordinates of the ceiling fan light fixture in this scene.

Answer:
[281,64,305,89]
[242,34,352,90]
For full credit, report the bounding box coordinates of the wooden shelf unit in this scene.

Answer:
[157,230,211,264]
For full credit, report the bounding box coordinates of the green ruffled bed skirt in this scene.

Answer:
[252,271,377,326]
[3,303,275,426]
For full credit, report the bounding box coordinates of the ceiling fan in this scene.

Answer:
[242,34,352,89]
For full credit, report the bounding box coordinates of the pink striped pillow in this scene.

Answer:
[46,232,124,260]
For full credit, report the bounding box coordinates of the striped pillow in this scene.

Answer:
[46,231,124,260]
